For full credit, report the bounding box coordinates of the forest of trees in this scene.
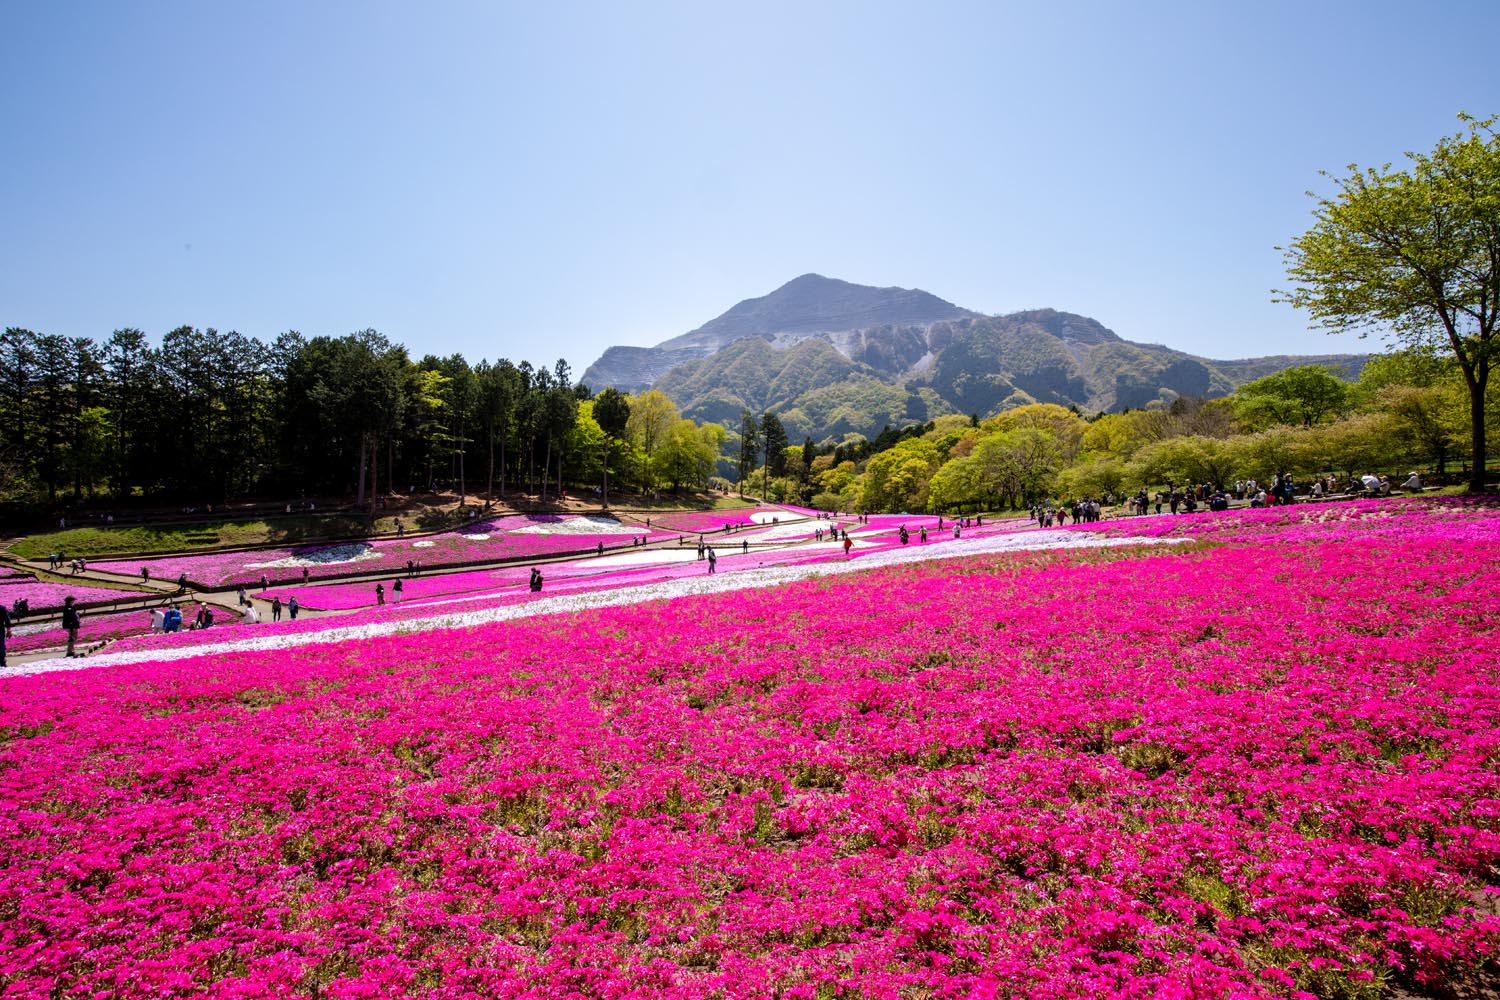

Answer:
[0,326,726,513]
[746,353,1497,513]
[3,321,1492,521]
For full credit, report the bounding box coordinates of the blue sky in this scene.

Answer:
[3,1,1496,371]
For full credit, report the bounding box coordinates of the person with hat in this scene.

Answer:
[62,596,82,657]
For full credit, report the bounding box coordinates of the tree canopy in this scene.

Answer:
[1279,113,1499,491]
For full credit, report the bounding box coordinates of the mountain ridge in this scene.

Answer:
[581,277,1368,444]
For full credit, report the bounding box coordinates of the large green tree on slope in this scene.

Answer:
[1280,114,1498,492]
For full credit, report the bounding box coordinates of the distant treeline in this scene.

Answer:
[0,326,725,512]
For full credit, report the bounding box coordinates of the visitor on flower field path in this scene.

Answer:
[288,597,299,620]
[0,601,11,668]
[272,597,282,621]
[707,547,717,574]
[393,579,403,602]
[61,596,81,658]
[376,583,385,606]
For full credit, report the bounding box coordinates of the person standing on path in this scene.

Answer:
[0,601,11,668]
[141,567,149,584]
[288,597,299,620]
[302,567,310,585]
[707,547,717,574]
[237,586,248,607]
[843,536,853,559]
[62,596,81,658]
[272,596,282,621]
[393,579,403,602]
[376,583,385,606]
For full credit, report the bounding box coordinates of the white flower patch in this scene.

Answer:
[458,533,490,541]
[411,540,436,548]
[246,543,382,570]
[511,516,638,536]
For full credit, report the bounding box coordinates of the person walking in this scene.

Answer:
[0,601,11,668]
[237,586,248,607]
[707,547,717,574]
[141,567,150,584]
[843,536,853,559]
[272,596,282,622]
[62,596,81,658]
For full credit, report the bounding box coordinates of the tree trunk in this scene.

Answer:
[357,430,368,506]
[602,439,610,508]
[1466,373,1488,493]
[458,420,467,506]
[486,423,495,504]
[546,434,558,503]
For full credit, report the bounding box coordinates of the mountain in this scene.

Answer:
[582,274,975,392]
[582,277,1369,444]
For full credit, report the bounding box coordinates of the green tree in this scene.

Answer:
[593,387,631,506]
[927,454,984,512]
[759,411,788,498]
[860,438,941,512]
[627,389,678,493]
[1280,113,1500,492]
[971,428,1061,508]
[1133,435,1240,490]
[737,409,759,495]
[1233,365,1351,429]
[659,419,725,491]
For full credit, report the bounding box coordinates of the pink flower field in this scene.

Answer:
[0,576,147,612]
[3,499,1499,998]
[88,515,671,587]
[8,604,244,654]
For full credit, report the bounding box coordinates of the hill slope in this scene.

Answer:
[583,277,1368,442]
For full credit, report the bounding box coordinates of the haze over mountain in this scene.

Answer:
[582,275,1367,444]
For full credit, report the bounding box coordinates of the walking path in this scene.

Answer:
[4,526,1183,676]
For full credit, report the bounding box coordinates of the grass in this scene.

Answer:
[4,492,746,559]
[5,515,404,560]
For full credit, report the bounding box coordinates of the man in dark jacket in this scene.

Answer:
[0,602,11,667]
[62,596,81,658]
